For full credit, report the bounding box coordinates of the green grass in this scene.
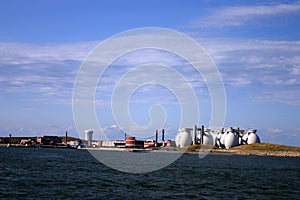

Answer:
[186,143,300,152]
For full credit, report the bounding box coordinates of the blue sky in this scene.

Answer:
[0,0,300,146]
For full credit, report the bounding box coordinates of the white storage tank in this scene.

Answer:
[242,133,248,144]
[224,128,238,149]
[238,130,245,145]
[220,132,227,147]
[215,131,223,148]
[198,128,214,146]
[247,129,260,144]
[175,128,192,147]
[84,130,93,141]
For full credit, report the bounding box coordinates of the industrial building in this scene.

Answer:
[82,129,171,148]
[175,126,260,149]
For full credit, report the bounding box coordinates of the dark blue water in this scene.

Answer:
[0,147,299,199]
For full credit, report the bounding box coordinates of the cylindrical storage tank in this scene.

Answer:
[247,130,260,144]
[84,130,93,141]
[224,132,238,149]
[125,137,136,147]
[175,128,192,147]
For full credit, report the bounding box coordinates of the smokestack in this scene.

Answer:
[65,131,68,145]
[124,132,126,141]
[201,125,204,145]
[155,130,158,147]
[193,125,197,145]
[162,129,165,141]
[9,133,12,144]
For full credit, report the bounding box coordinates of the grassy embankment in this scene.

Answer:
[187,143,300,152]
[231,143,300,152]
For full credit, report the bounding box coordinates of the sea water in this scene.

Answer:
[0,147,299,199]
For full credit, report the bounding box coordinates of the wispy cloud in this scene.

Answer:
[255,88,300,106]
[259,127,300,146]
[0,123,75,137]
[1,36,300,106]
[0,41,97,104]
[267,128,282,133]
[0,41,97,64]
[191,1,300,27]
[197,37,300,105]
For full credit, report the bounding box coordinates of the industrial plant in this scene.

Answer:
[1,125,260,150]
[175,126,260,149]
[82,125,260,149]
[83,129,173,149]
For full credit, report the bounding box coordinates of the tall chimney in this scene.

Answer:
[162,129,165,141]
[9,133,12,144]
[155,130,158,147]
[193,125,197,145]
[201,125,204,145]
[65,131,68,145]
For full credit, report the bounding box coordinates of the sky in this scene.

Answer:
[0,0,300,146]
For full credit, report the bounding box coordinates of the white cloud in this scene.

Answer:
[191,1,300,27]
[0,41,97,64]
[0,124,76,137]
[199,38,300,85]
[267,128,282,133]
[0,41,99,104]
[291,66,300,75]
[1,36,300,106]
[259,128,300,146]
[190,37,300,105]
[255,88,300,106]
[101,124,120,132]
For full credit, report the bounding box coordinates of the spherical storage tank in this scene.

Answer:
[175,128,192,147]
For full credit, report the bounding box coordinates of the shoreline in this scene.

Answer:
[210,149,300,157]
[82,146,300,157]
[3,144,300,157]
